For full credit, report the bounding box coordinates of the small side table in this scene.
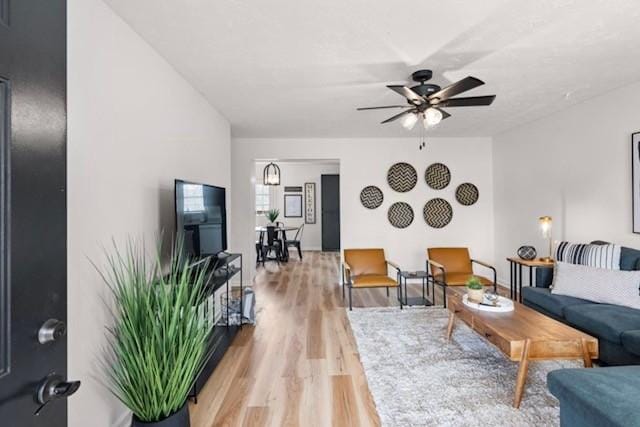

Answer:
[397,271,433,306]
[507,257,554,302]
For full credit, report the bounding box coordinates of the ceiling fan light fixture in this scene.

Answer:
[401,113,418,130]
[424,108,443,127]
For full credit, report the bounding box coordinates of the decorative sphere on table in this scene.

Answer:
[517,246,537,261]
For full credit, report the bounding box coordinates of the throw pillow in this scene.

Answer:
[551,261,640,309]
[555,241,621,270]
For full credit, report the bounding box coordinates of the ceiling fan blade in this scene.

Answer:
[436,95,496,107]
[381,109,413,124]
[356,105,407,111]
[436,108,451,119]
[428,76,484,102]
[387,85,425,104]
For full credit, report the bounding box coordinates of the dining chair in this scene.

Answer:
[260,225,282,265]
[284,224,304,260]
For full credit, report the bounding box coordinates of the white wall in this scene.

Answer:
[67,0,231,425]
[233,138,494,281]
[255,161,339,250]
[493,80,640,283]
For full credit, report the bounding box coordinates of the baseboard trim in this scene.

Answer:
[114,410,131,427]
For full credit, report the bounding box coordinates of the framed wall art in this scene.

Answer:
[304,182,316,224]
[633,132,640,233]
[285,194,303,218]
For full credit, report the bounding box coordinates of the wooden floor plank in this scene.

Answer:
[242,406,269,427]
[331,375,361,427]
[191,251,406,426]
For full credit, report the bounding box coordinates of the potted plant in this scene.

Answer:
[466,276,485,303]
[264,208,280,225]
[97,240,212,427]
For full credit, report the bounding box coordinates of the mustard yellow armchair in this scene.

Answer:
[342,248,402,311]
[426,247,497,307]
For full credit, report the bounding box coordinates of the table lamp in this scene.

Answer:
[538,216,553,262]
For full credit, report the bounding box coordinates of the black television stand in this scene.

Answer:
[189,252,243,402]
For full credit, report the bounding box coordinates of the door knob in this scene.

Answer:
[38,318,66,344]
[34,374,81,415]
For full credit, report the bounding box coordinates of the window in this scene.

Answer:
[255,184,270,214]
[182,184,205,212]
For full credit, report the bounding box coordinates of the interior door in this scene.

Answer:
[0,1,76,426]
[321,174,340,251]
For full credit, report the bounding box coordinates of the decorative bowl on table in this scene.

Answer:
[462,294,515,312]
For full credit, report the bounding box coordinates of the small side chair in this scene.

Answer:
[426,247,497,308]
[342,248,402,311]
[284,223,304,260]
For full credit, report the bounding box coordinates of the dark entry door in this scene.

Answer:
[321,174,340,251]
[0,1,75,426]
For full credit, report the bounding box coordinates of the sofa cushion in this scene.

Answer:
[522,287,591,318]
[551,262,640,310]
[621,330,640,356]
[548,366,640,427]
[563,304,640,344]
[620,246,640,271]
[555,241,621,269]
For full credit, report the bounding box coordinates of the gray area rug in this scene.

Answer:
[347,307,581,427]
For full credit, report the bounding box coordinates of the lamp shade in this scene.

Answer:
[263,162,281,186]
[539,216,552,238]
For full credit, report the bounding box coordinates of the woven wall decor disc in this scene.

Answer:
[455,183,479,206]
[423,198,453,228]
[388,202,414,229]
[425,163,451,190]
[360,186,384,209]
[387,162,417,192]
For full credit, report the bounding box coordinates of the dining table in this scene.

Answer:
[255,226,298,262]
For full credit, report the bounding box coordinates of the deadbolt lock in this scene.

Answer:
[38,319,66,344]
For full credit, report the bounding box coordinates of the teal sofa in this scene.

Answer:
[522,246,640,366]
[548,366,640,427]
[521,244,640,426]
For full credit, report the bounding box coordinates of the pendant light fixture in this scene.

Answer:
[263,162,281,186]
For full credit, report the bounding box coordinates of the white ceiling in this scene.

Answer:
[105,0,640,138]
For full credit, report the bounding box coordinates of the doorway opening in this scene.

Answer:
[253,159,340,269]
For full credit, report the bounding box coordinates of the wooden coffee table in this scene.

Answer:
[446,292,598,408]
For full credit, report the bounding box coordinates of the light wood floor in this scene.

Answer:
[189,251,442,427]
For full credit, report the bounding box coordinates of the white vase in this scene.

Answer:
[467,288,485,303]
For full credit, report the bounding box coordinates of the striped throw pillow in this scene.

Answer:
[555,241,621,270]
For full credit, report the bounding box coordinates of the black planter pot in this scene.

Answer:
[131,403,190,427]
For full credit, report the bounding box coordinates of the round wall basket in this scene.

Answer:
[387,162,417,193]
[425,163,451,190]
[360,186,384,209]
[423,198,453,228]
[388,202,414,229]
[455,183,479,206]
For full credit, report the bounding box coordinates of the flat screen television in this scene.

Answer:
[175,179,227,258]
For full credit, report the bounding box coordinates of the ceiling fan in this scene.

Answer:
[357,69,496,130]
